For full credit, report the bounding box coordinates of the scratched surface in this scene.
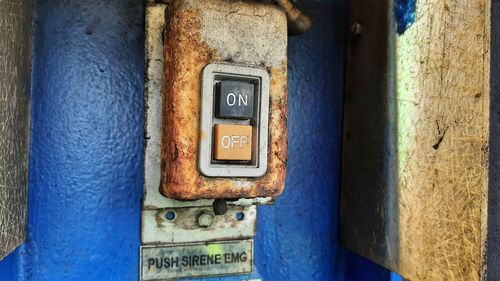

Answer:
[0,0,32,259]
[342,0,490,279]
[395,1,489,279]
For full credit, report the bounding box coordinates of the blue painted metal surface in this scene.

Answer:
[345,251,393,281]
[0,0,391,280]
[390,272,404,281]
[254,1,383,280]
[3,0,145,279]
[211,1,389,280]
[395,0,417,34]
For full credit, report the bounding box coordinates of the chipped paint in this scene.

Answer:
[395,0,416,35]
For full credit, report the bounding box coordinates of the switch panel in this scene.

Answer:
[199,63,269,177]
[160,0,287,200]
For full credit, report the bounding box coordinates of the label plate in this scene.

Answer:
[141,240,253,280]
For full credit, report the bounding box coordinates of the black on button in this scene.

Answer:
[215,80,255,119]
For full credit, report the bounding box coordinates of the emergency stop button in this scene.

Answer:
[215,80,255,119]
[213,124,253,161]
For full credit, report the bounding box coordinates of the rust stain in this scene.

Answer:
[160,0,288,200]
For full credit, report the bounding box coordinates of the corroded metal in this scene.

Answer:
[275,0,311,35]
[160,0,288,200]
[0,0,32,259]
[142,206,256,244]
[147,0,311,35]
[142,3,273,209]
[142,3,262,247]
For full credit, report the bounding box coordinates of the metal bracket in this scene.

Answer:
[142,206,256,244]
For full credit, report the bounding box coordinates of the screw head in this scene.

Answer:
[165,210,176,220]
[350,22,362,36]
[197,212,213,227]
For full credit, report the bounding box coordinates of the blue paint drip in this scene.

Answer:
[395,0,416,34]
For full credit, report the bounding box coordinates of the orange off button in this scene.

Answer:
[213,124,253,161]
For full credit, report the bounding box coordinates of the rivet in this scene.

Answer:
[236,212,245,221]
[165,210,176,220]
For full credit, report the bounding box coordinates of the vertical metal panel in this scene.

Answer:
[0,0,32,260]
[341,0,399,271]
[487,0,500,279]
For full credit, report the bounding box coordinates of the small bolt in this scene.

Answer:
[197,212,213,228]
[351,22,362,36]
[213,199,228,216]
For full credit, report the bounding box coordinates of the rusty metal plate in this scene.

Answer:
[140,240,253,280]
[142,206,256,245]
[160,0,288,200]
[143,3,273,209]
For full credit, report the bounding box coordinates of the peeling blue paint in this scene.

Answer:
[391,272,404,281]
[395,0,416,34]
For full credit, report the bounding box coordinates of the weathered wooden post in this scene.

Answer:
[341,0,492,279]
